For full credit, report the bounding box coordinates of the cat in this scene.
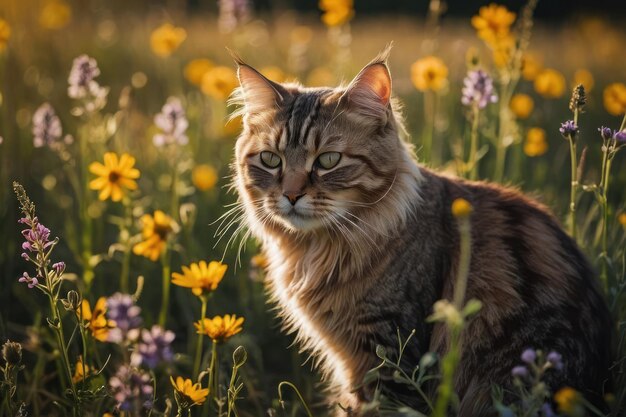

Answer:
[229,50,613,416]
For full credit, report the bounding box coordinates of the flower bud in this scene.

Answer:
[62,290,82,312]
[2,340,23,366]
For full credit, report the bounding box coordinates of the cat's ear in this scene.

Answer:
[342,48,392,121]
[235,62,288,116]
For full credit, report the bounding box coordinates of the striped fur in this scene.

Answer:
[230,56,613,416]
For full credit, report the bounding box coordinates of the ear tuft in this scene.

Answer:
[344,61,392,120]
[236,64,287,116]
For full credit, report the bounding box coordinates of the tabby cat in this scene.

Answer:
[229,51,613,416]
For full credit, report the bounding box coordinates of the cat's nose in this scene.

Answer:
[283,192,306,206]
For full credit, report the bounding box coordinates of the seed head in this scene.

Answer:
[2,340,23,366]
[569,84,586,113]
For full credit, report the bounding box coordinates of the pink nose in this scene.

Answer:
[283,192,305,205]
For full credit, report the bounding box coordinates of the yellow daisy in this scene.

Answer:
[150,23,186,58]
[172,261,227,297]
[170,376,209,407]
[0,19,11,52]
[510,93,534,119]
[319,0,354,27]
[191,164,218,191]
[201,66,238,101]
[194,314,244,343]
[524,127,548,157]
[78,297,115,342]
[39,0,72,30]
[603,82,626,116]
[534,69,566,99]
[133,210,176,262]
[411,56,448,92]
[184,59,214,86]
[89,152,140,202]
[554,387,582,415]
[471,3,516,46]
[72,356,94,384]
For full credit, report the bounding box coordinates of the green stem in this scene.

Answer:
[453,217,472,309]
[193,297,208,380]
[468,105,480,181]
[120,198,132,293]
[569,109,580,241]
[277,381,314,417]
[79,123,94,289]
[158,247,171,327]
[210,341,219,406]
[600,157,612,289]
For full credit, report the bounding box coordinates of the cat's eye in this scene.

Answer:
[260,151,281,169]
[317,152,341,170]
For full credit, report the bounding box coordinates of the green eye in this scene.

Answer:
[317,152,341,169]
[260,151,281,168]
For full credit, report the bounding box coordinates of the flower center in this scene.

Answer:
[154,223,170,240]
[108,170,121,183]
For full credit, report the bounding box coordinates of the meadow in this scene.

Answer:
[0,0,625,416]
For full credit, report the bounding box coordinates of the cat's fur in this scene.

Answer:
[230,51,613,416]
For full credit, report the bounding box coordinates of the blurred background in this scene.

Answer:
[0,0,625,415]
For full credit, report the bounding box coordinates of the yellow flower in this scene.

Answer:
[192,164,218,191]
[39,0,72,30]
[603,83,626,116]
[510,94,534,119]
[554,387,582,415]
[306,67,336,87]
[251,253,268,269]
[524,127,548,157]
[194,315,244,343]
[492,34,515,68]
[89,152,140,202]
[170,376,209,406]
[534,69,566,99]
[471,3,516,46]
[78,297,115,342]
[72,356,93,384]
[451,198,473,218]
[172,261,227,297]
[619,213,626,228]
[184,59,213,86]
[319,0,354,27]
[201,66,238,101]
[260,66,288,83]
[0,19,11,52]
[429,300,463,328]
[521,53,543,81]
[150,23,186,58]
[411,56,448,92]
[573,69,594,93]
[133,210,176,262]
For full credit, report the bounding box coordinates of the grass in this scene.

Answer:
[0,1,625,416]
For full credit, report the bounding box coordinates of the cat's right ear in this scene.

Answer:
[235,63,288,116]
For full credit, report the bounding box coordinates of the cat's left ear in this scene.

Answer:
[235,62,288,116]
[342,49,392,121]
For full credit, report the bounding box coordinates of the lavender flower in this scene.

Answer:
[109,365,153,411]
[18,272,39,289]
[106,293,142,343]
[598,126,613,141]
[32,103,62,148]
[521,348,536,364]
[546,351,563,370]
[559,120,578,139]
[511,365,528,378]
[461,69,498,109]
[218,0,251,33]
[614,130,626,143]
[68,54,109,112]
[541,403,556,417]
[153,97,189,147]
[21,221,53,256]
[131,325,175,369]
[52,262,65,275]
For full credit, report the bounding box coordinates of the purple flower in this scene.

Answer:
[20,219,53,258]
[598,126,613,141]
[461,69,498,109]
[52,262,66,275]
[153,97,189,147]
[511,365,528,378]
[521,348,536,364]
[546,351,563,370]
[559,120,578,139]
[109,365,153,412]
[541,403,556,417]
[106,293,142,343]
[218,0,251,33]
[67,54,109,112]
[131,325,175,369]
[32,103,62,148]
[614,130,626,143]
[18,272,39,289]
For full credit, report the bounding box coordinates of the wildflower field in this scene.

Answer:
[1,0,625,416]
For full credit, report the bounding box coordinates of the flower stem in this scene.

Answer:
[79,123,94,289]
[277,381,314,417]
[158,247,171,327]
[210,341,219,404]
[120,198,132,293]
[468,105,480,181]
[193,297,208,380]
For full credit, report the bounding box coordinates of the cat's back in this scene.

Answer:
[418,168,612,412]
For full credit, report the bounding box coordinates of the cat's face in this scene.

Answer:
[233,58,401,235]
